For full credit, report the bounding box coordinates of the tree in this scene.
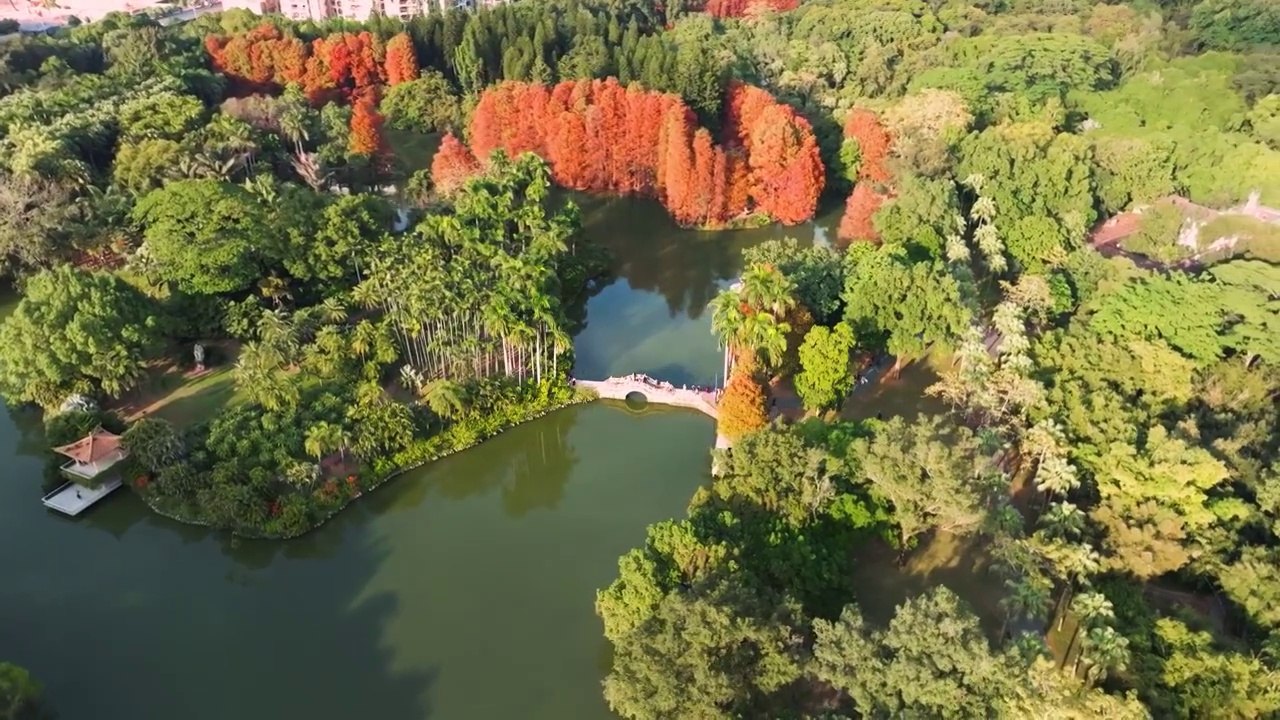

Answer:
[813,587,1023,717]
[421,379,465,420]
[380,70,460,133]
[304,420,348,463]
[742,239,846,324]
[383,32,418,86]
[430,133,481,195]
[122,417,185,472]
[1079,626,1130,687]
[795,322,856,412]
[1155,617,1280,718]
[0,267,160,407]
[0,172,76,278]
[851,414,996,554]
[132,180,269,295]
[717,368,767,441]
[838,183,885,244]
[0,662,43,720]
[348,90,385,157]
[842,108,892,184]
[603,579,805,719]
[1065,592,1115,666]
[347,390,415,459]
[843,248,970,370]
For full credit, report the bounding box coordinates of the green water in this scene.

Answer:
[0,198,838,719]
[571,195,841,385]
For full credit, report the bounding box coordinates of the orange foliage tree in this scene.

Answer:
[838,183,887,243]
[205,23,307,95]
[716,368,769,441]
[461,79,822,228]
[431,132,482,194]
[383,33,419,86]
[206,26,389,103]
[726,82,825,225]
[837,108,894,243]
[843,108,893,184]
[348,90,386,157]
[702,0,799,17]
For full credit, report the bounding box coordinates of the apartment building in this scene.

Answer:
[222,0,473,21]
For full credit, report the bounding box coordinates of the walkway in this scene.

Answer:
[577,376,718,418]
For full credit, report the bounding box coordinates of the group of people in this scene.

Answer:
[620,374,718,397]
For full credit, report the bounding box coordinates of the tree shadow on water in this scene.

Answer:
[14,491,439,720]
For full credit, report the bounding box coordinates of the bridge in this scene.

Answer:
[577,376,718,419]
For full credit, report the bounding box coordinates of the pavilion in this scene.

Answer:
[41,427,128,517]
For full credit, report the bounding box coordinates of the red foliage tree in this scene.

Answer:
[383,33,419,86]
[205,23,307,95]
[431,132,482,195]
[348,90,386,157]
[703,0,798,18]
[660,105,697,225]
[746,105,825,225]
[462,79,823,227]
[838,183,886,244]
[843,108,893,184]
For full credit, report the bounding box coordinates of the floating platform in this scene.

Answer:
[41,478,123,517]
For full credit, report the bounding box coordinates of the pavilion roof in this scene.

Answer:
[52,426,124,464]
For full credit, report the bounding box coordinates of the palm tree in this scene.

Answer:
[256,310,299,362]
[709,290,747,383]
[739,264,796,317]
[1066,592,1115,670]
[1034,454,1080,500]
[1040,501,1086,541]
[234,345,297,412]
[1022,418,1065,464]
[351,320,378,359]
[304,421,349,464]
[259,275,292,309]
[421,380,466,420]
[279,105,310,156]
[742,311,790,370]
[1080,626,1130,687]
[317,296,348,326]
[1000,572,1051,639]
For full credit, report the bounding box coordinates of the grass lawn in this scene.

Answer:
[851,531,1006,639]
[840,349,950,422]
[384,127,441,184]
[111,345,246,429]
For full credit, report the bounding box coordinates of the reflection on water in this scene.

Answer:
[571,194,841,385]
[0,194,839,720]
[0,402,713,720]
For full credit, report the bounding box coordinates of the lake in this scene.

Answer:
[0,196,840,719]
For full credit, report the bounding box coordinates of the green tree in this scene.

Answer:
[742,239,845,324]
[812,587,1023,718]
[851,414,997,555]
[379,70,461,134]
[0,662,43,720]
[117,90,204,142]
[0,267,160,406]
[843,248,969,372]
[122,417,185,472]
[1155,617,1280,717]
[132,179,269,295]
[0,172,76,278]
[304,420,348,463]
[603,579,805,720]
[421,379,465,421]
[795,322,856,412]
